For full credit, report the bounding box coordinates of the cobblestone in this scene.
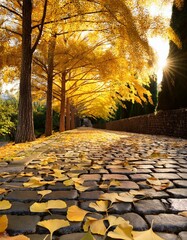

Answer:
[0,128,187,239]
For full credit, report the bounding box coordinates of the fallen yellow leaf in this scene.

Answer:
[30,200,67,212]
[75,183,90,192]
[0,200,12,210]
[99,193,118,204]
[0,215,8,233]
[67,205,89,221]
[116,192,138,203]
[37,219,70,239]
[89,201,109,212]
[0,188,7,195]
[37,190,52,198]
[107,216,129,228]
[83,217,106,236]
[107,223,133,240]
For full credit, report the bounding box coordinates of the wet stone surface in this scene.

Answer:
[0,128,187,239]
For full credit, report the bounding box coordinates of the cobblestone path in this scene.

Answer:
[0,128,187,240]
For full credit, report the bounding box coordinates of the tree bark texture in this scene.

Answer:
[15,0,35,143]
[45,34,56,136]
[66,98,71,130]
[70,105,75,129]
[59,72,66,132]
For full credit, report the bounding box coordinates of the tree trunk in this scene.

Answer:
[70,105,75,129]
[66,98,71,130]
[15,0,35,143]
[59,72,66,132]
[45,34,56,136]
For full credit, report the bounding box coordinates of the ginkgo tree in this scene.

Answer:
[0,0,182,142]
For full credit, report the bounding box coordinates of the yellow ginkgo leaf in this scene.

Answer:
[99,193,118,204]
[107,223,133,240]
[75,183,90,192]
[67,173,79,178]
[132,228,165,240]
[23,177,55,188]
[129,190,145,196]
[30,200,67,212]
[63,179,74,186]
[37,219,70,238]
[72,177,84,185]
[178,211,187,217]
[37,190,52,198]
[109,179,121,187]
[107,216,129,228]
[67,205,89,221]
[116,192,138,203]
[0,188,7,195]
[47,200,67,209]
[0,215,8,233]
[30,202,48,212]
[146,177,162,186]
[89,201,108,212]
[83,217,106,236]
[0,200,12,210]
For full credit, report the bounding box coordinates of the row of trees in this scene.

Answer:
[0,0,182,143]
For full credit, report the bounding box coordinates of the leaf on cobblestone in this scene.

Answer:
[116,192,138,203]
[18,172,33,177]
[80,231,96,240]
[67,173,79,178]
[75,183,90,192]
[0,188,7,195]
[89,201,109,212]
[107,222,133,240]
[83,217,106,235]
[109,179,121,187]
[146,177,170,190]
[178,211,187,217]
[147,177,162,186]
[50,170,67,180]
[30,200,67,212]
[67,205,89,221]
[148,152,168,159]
[63,179,74,186]
[0,200,12,210]
[129,190,145,196]
[132,227,165,240]
[37,219,70,239]
[0,215,8,233]
[23,177,55,188]
[72,177,84,185]
[107,216,130,228]
[47,200,67,209]
[37,190,52,199]
[99,193,119,204]
[30,202,48,212]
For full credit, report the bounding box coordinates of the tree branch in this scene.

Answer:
[31,0,48,53]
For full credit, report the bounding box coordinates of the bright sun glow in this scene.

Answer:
[148,2,173,84]
[149,37,170,84]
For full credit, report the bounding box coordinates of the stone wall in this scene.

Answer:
[106,108,187,139]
